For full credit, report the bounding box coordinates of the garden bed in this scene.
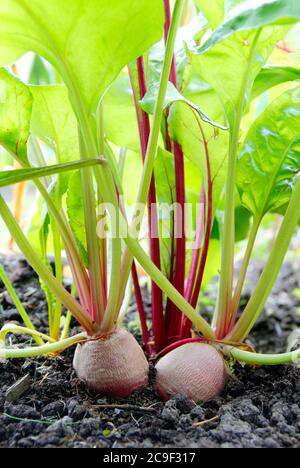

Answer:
[0,256,300,448]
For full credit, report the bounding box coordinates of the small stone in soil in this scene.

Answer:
[172,394,195,414]
[1,308,21,322]
[42,401,67,418]
[67,399,87,421]
[161,400,180,426]
[190,406,206,421]
[5,374,32,403]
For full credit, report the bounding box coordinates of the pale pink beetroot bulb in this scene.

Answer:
[155,342,228,402]
[73,328,149,397]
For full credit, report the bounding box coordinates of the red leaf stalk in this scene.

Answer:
[163,0,186,345]
[131,261,152,355]
[129,58,165,352]
[181,187,206,337]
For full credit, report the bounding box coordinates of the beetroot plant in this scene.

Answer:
[0,0,212,397]
[0,0,299,402]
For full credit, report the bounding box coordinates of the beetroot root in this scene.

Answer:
[155,343,227,402]
[73,328,149,397]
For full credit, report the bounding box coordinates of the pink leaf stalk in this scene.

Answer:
[189,125,213,304]
[63,240,94,324]
[163,0,187,345]
[181,122,213,339]
[129,58,165,352]
[165,143,186,344]
[181,187,206,337]
[131,261,152,355]
[184,187,206,303]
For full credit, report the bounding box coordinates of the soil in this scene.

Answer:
[0,255,300,448]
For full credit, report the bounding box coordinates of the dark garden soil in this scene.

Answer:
[0,255,300,448]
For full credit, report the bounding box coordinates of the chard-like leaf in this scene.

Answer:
[66,171,88,266]
[30,85,78,159]
[200,239,221,290]
[26,196,51,257]
[0,0,164,114]
[140,81,227,130]
[168,101,229,213]
[29,55,53,86]
[0,158,104,188]
[191,26,289,128]
[194,0,224,28]
[237,87,300,217]
[252,65,300,100]
[225,0,245,14]
[212,203,252,242]
[30,84,80,194]
[103,73,140,152]
[196,0,300,55]
[0,68,32,164]
[194,0,249,28]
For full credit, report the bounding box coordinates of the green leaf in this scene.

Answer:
[30,85,78,160]
[0,0,164,115]
[182,70,227,129]
[103,73,140,152]
[196,0,300,55]
[0,68,32,164]
[29,55,53,86]
[237,87,300,217]
[30,84,80,194]
[201,239,221,290]
[26,195,51,256]
[191,1,299,130]
[168,101,229,213]
[39,211,51,261]
[0,158,104,187]
[212,203,252,242]
[195,0,248,28]
[233,205,252,242]
[192,26,289,127]
[252,65,300,100]
[66,171,88,266]
[140,81,227,131]
[146,24,200,92]
[225,0,245,15]
[194,0,224,28]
